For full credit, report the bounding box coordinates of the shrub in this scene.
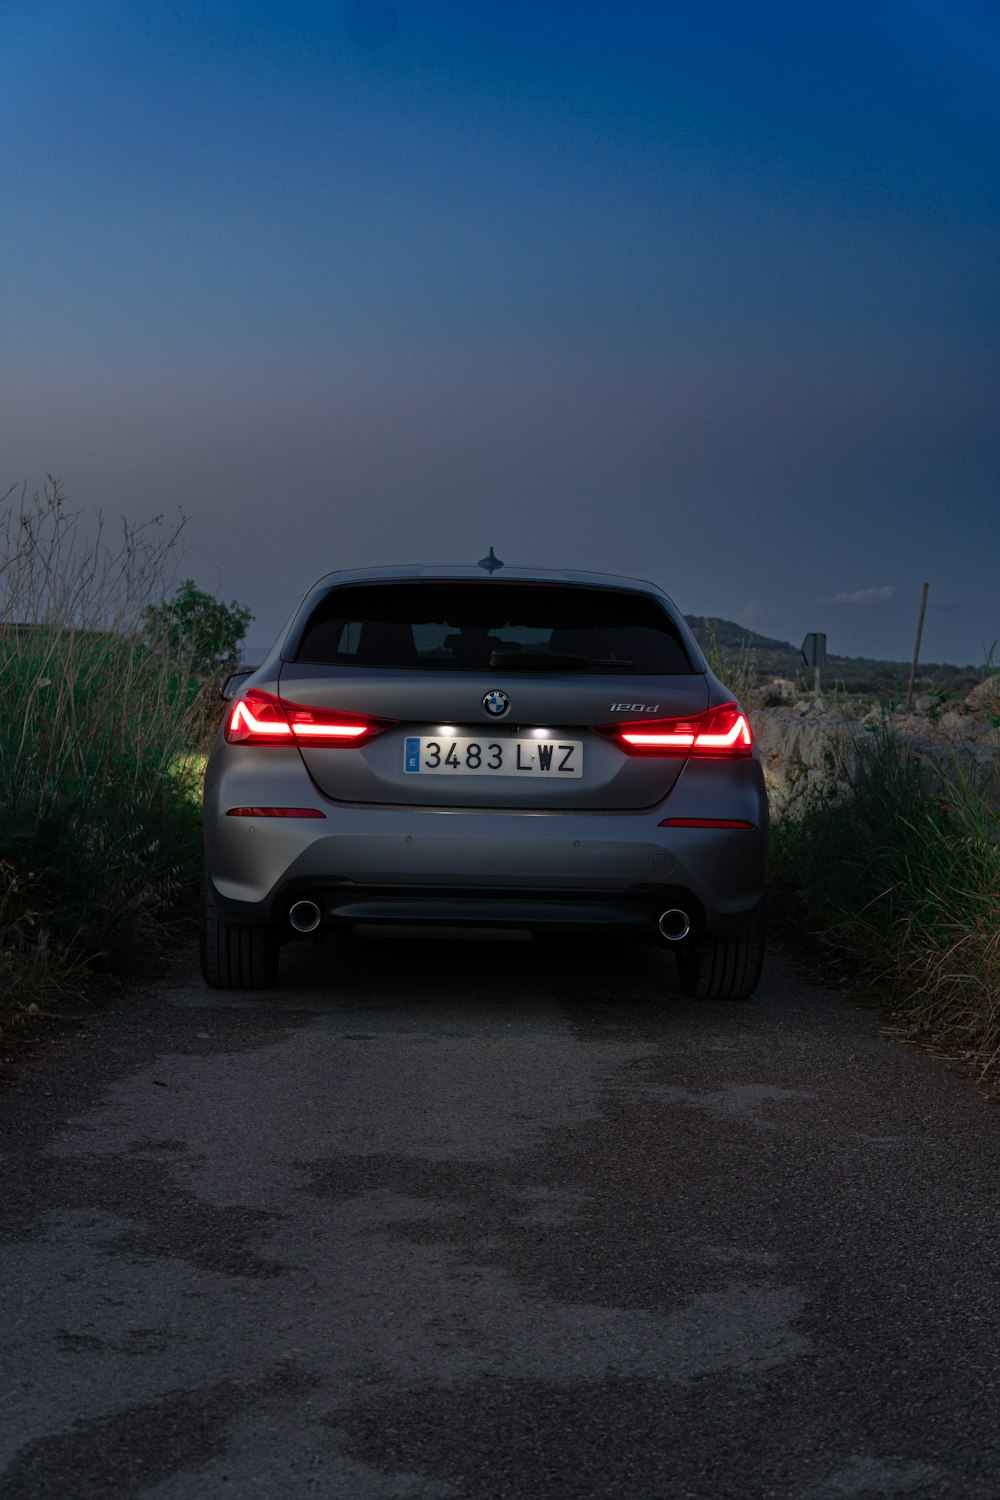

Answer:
[143,578,252,677]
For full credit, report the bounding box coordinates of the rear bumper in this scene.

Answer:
[207,813,767,942]
[204,747,768,939]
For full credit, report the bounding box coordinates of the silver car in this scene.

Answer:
[200,559,768,998]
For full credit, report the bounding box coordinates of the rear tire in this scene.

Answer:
[674,902,766,1001]
[199,876,278,990]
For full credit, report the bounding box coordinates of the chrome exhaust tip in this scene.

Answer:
[658,908,691,942]
[289,899,322,934]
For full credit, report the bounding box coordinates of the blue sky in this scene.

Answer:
[3,0,998,664]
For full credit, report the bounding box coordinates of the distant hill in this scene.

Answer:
[684,615,978,693]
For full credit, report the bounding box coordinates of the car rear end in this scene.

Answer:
[201,567,768,996]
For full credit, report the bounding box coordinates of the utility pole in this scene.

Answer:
[906,582,930,709]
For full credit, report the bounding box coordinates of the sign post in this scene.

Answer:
[801,632,827,700]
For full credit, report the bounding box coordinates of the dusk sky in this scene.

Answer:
[3,0,998,665]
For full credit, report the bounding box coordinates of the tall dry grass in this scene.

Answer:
[770,716,1000,1072]
[0,480,208,1023]
[700,618,757,703]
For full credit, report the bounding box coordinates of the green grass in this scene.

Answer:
[0,483,212,1027]
[770,715,1000,1073]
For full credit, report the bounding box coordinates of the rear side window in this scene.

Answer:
[294,583,694,674]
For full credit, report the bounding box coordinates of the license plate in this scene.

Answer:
[404,736,583,777]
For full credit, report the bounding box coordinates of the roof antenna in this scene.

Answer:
[477,547,504,574]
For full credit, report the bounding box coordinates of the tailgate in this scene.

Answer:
[278,665,710,810]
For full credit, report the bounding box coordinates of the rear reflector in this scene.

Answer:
[596,702,753,758]
[226,807,326,818]
[226,689,397,747]
[659,818,754,829]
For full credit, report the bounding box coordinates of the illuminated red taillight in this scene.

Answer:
[595,702,753,758]
[226,691,292,744]
[225,690,397,748]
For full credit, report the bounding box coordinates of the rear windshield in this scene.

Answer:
[294,582,694,674]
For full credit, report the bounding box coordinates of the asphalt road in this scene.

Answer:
[3,933,1000,1500]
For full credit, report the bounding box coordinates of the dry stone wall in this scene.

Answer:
[751,677,1000,817]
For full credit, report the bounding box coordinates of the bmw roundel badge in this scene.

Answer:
[483,689,510,717]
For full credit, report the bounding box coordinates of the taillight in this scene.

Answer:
[225,690,397,748]
[595,702,753,758]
